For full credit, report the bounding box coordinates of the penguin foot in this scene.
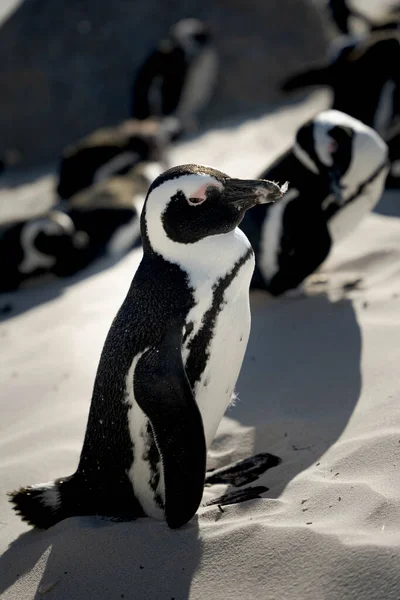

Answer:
[205,452,281,487]
[205,486,269,508]
[341,277,363,291]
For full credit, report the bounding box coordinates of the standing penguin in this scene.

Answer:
[240,110,389,296]
[9,164,285,529]
[0,211,87,293]
[281,32,400,141]
[130,19,218,134]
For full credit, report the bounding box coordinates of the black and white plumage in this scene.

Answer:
[240,110,389,296]
[57,118,173,201]
[9,164,285,529]
[282,32,400,141]
[327,0,400,36]
[56,165,155,275]
[0,211,86,293]
[130,19,218,133]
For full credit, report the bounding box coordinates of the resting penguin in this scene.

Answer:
[56,164,157,275]
[130,19,218,134]
[240,110,389,296]
[281,32,400,141]
[0,211,87,293]
[57,118,174,201]
[9,164,285,529]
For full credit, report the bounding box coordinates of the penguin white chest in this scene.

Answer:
[184,251,255,448]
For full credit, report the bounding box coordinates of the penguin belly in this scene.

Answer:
[176,48,218,125]
[125,250,254,520]
[191,256,254,448]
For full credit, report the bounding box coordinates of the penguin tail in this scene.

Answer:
[8,476,74,529]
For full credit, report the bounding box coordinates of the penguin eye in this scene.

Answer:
[186,183,212,206]
[187,196,207,206]
[327,139,338,153]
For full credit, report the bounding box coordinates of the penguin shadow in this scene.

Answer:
[0,515,203,599]
[0,240,142,322]
[373,187,400,218]
[225,290,362,501]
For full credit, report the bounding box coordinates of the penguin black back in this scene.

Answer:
[57,119,167,200]
[282,32,400,140]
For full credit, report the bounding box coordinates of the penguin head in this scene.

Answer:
[33,211,88,256]
[142,164,286,253]
[170,19,212,54]
[294,109,388,203]
[18,211,88,276]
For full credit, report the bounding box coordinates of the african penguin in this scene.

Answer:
[57,118,174,201]
[0,211,87,293]
[9,164,285,529]
[240,110,389,296]
[281,32,400,142]
[130,19,218,134]
[56,164,157,275]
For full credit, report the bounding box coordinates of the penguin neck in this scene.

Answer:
[144,225,253,289]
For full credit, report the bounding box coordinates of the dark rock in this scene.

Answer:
[0,0,329,166]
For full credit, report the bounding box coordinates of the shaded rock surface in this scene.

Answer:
[0,0,329,166]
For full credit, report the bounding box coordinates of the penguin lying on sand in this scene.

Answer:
[56,164,155,275]
[131,19,218,135]
[57,118,175,201]
[240,110,389,296]
[9,164,286,529]
[0,211,87,293]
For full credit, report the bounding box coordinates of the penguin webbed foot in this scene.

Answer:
[205,486,269,508]
[205,452,281,487]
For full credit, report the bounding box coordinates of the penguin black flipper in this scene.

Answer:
[131,49,164,119]
[269,199,332,296]
[134,324,207,529]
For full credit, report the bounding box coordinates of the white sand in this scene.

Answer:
[1,89,400,599]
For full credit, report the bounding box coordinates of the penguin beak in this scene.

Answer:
[222,178,288,210]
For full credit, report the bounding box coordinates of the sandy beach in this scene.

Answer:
[1,86,400,599]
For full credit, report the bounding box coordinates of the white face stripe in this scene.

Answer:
[293,141,319,174]
[19,220,61,274]
[297,109,388,196]
[307,111,388,243]
[144,172,252,286]
[93,152,139,184]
